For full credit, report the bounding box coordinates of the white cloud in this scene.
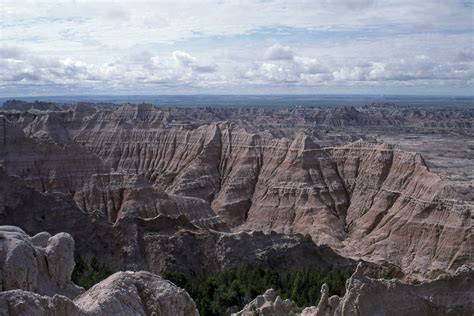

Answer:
[0,47,222,94]
[264,44,295,61]
[244,43,473,88]
[246,47,333,84]
[173,51,217,73]
[173,51,196,67]
[0,1,472,95]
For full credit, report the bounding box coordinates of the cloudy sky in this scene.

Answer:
[1,0,473,96]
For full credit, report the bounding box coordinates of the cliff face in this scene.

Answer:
[74,172,226,230]
[234,265,474,316]
[0,104,471,274]
[327,142,471,272]
[0,167,351,276]
[303,263,474,316]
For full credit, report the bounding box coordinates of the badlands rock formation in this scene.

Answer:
[73,271,198,316]
[234,263,474,316]
[232,288,295,316]
[0,167,351,276]
[302,263,474,316]
[75,172,226,230]
[0,102,472,275]
[0,226,198,316]
[0,273,198,316]
[0,226,81,298]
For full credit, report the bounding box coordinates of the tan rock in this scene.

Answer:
[1,104,471,275]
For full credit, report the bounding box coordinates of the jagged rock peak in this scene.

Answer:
[232,288,294,316]
[302,262,474,316]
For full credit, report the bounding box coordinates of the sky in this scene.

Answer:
[0,0,473,96]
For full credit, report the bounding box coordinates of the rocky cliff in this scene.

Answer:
[233,264,474,316]
[0,167,351,276]
[303,263,474,316]
[0,103,471,275]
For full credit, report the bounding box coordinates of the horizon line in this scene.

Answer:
[2,93,474,99]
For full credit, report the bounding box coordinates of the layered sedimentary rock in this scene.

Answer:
[0,167,123,270]
[328,141,471,272]
[0,168,350,276]
[303,263,474,316]
[0,103,471,275]
[0,113,105,193]
[0,113,224,230]
[75,172,226,229]
[138,217,352,276]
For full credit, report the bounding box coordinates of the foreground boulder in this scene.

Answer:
[303,263,474,316]
[0,272,198,316]
[0,226,82,298]
[74,271,198,316]
[0,226,198,316]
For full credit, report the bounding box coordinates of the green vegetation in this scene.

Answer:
[426,269,448,280]
[164,265,353,316]
[71,254,113,290]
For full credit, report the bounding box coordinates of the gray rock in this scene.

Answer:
[0,226,82,299]
[232,288,294,316]
[303,263,474,316]
[0,271,199,316]
[75,271,198,316]
[0,226,199,316]
[44,233,75,288]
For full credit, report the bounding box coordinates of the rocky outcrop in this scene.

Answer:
[73,271,198,316]
[303,263,474,316]
[75,172,227,229]
[0,226,198,316]
[0,272,198,316]
[138,220,353,276]
[0,113,106,194]
[1,103,471,274]
[232,289,295,316]
[0,226,82,298]
[0,167,351,276]
[0,166,124,271]
[234,264,474,316]
[327,141,471,272]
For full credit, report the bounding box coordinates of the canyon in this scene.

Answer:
[0,100,472,315]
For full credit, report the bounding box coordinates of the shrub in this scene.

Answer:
[164,265,353,316]
[72,254,113,290]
